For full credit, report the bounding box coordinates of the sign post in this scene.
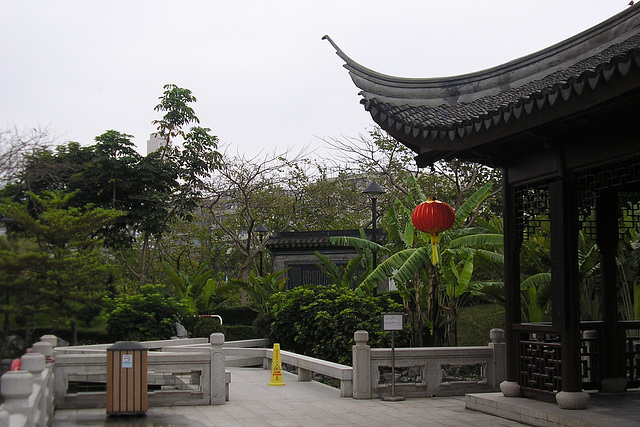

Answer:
[382,313,405,401]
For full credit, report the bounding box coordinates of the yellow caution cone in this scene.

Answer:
[268,343,285,386]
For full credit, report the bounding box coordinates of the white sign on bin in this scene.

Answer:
[122,354,133,368]
[382,313,404,331]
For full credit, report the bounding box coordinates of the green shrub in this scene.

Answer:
[213,306,258,325]
[192,317,224,337]
[270,285,408,365]
[103,284,189,342]
[456,304,505,346]
[253,312,273,338]
[224,325,260,341]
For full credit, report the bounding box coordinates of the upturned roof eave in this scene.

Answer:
[323,6,640,106]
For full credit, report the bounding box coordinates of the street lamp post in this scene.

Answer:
[363,181,386,295]
[255,224,268,276]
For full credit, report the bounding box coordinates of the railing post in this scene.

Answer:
[32,341,54,364]
[39,335,58,348]
[1,370,34,423]
[489,328,506,390]
[210,333,226,405]
[352,330,371,399]
[22,352,48,427]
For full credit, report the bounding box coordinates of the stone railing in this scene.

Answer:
[53,333,228,409]
[352,328,506,399]
[0,339,55,427]
[221,345,354,397]
[220,331,505,400]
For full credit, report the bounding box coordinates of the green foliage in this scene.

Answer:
[224,325,261,341]
[0,191,123,343]
[214,305,259,325]
[192,317,223,338]
[330,176,502,346]
[270,285,408,365]
[314,229,376,290]
[232,269,289,314]
[162,261,235,313]
[456,304,505,346]
[103,284,189,342]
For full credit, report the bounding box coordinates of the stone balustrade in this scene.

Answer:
[0,329,506,423]
[0,340,54,427]
[352,328,506,399]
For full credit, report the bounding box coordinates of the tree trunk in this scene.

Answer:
[414,279,423,347]
[70,318,78,346]
[139,231,151,287]
[427,265,439,346]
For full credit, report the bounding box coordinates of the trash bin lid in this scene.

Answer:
[107,341,147,351]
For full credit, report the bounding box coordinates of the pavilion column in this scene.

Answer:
[549,178,589,409]
[597,190,627,392]
[500,171,522,397]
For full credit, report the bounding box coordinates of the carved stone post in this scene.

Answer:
[489,329,506,390]
[1,370,34,421]
[352,330,371,399]
[210,333,226,405]
[22,352,47,425]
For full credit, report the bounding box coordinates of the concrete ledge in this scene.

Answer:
[465,392,640,427]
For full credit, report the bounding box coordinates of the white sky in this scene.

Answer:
[0,1,630,157]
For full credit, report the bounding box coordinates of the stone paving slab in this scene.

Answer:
[53,367,527,427]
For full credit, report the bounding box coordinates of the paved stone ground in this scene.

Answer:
[53,367,527,426]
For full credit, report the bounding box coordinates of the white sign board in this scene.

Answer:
[382,313,404,331]
[122,354,133,368]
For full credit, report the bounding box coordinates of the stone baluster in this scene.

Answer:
[489,328,506,390]
[352,330,371,399]
[210,333,226,405]
[22,352,48,427]
[1,370,35,424]
[0,409,9,427]
[32,341,54,364]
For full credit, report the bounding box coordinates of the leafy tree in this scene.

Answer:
[0,191,124,344]
[2,85,223,288]
[103,284,189,342]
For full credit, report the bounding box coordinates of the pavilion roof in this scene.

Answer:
[325,6,640,166]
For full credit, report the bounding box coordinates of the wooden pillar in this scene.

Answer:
[597,190,626,381]
[502,171,521,385]
[549,179,581,392]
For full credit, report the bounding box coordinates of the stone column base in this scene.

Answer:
[500,381,521,397]
[556,391,590,409]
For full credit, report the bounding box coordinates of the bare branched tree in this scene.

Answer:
[205,147,311,279]
[0,126,55,186]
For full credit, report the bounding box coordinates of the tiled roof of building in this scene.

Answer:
[325,6,640,164]
[267,229,385,251]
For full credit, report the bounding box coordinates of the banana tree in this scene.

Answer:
[231,269,290,314]
[162,261,235,314]
[332,177,501,346]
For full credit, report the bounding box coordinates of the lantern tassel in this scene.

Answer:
[430,233,439,264]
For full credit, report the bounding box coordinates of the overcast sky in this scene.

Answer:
[0,1,630,157]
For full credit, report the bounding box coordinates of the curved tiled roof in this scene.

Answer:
[324,6,640,159]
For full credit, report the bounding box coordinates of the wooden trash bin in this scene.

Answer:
[106,341,148,415]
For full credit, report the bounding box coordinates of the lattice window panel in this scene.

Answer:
[514,179,554,239]
[617,192,640,240]
[519,333,563,393]
[575,155,640,240]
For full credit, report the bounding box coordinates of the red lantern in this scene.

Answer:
[412,198,455,264]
